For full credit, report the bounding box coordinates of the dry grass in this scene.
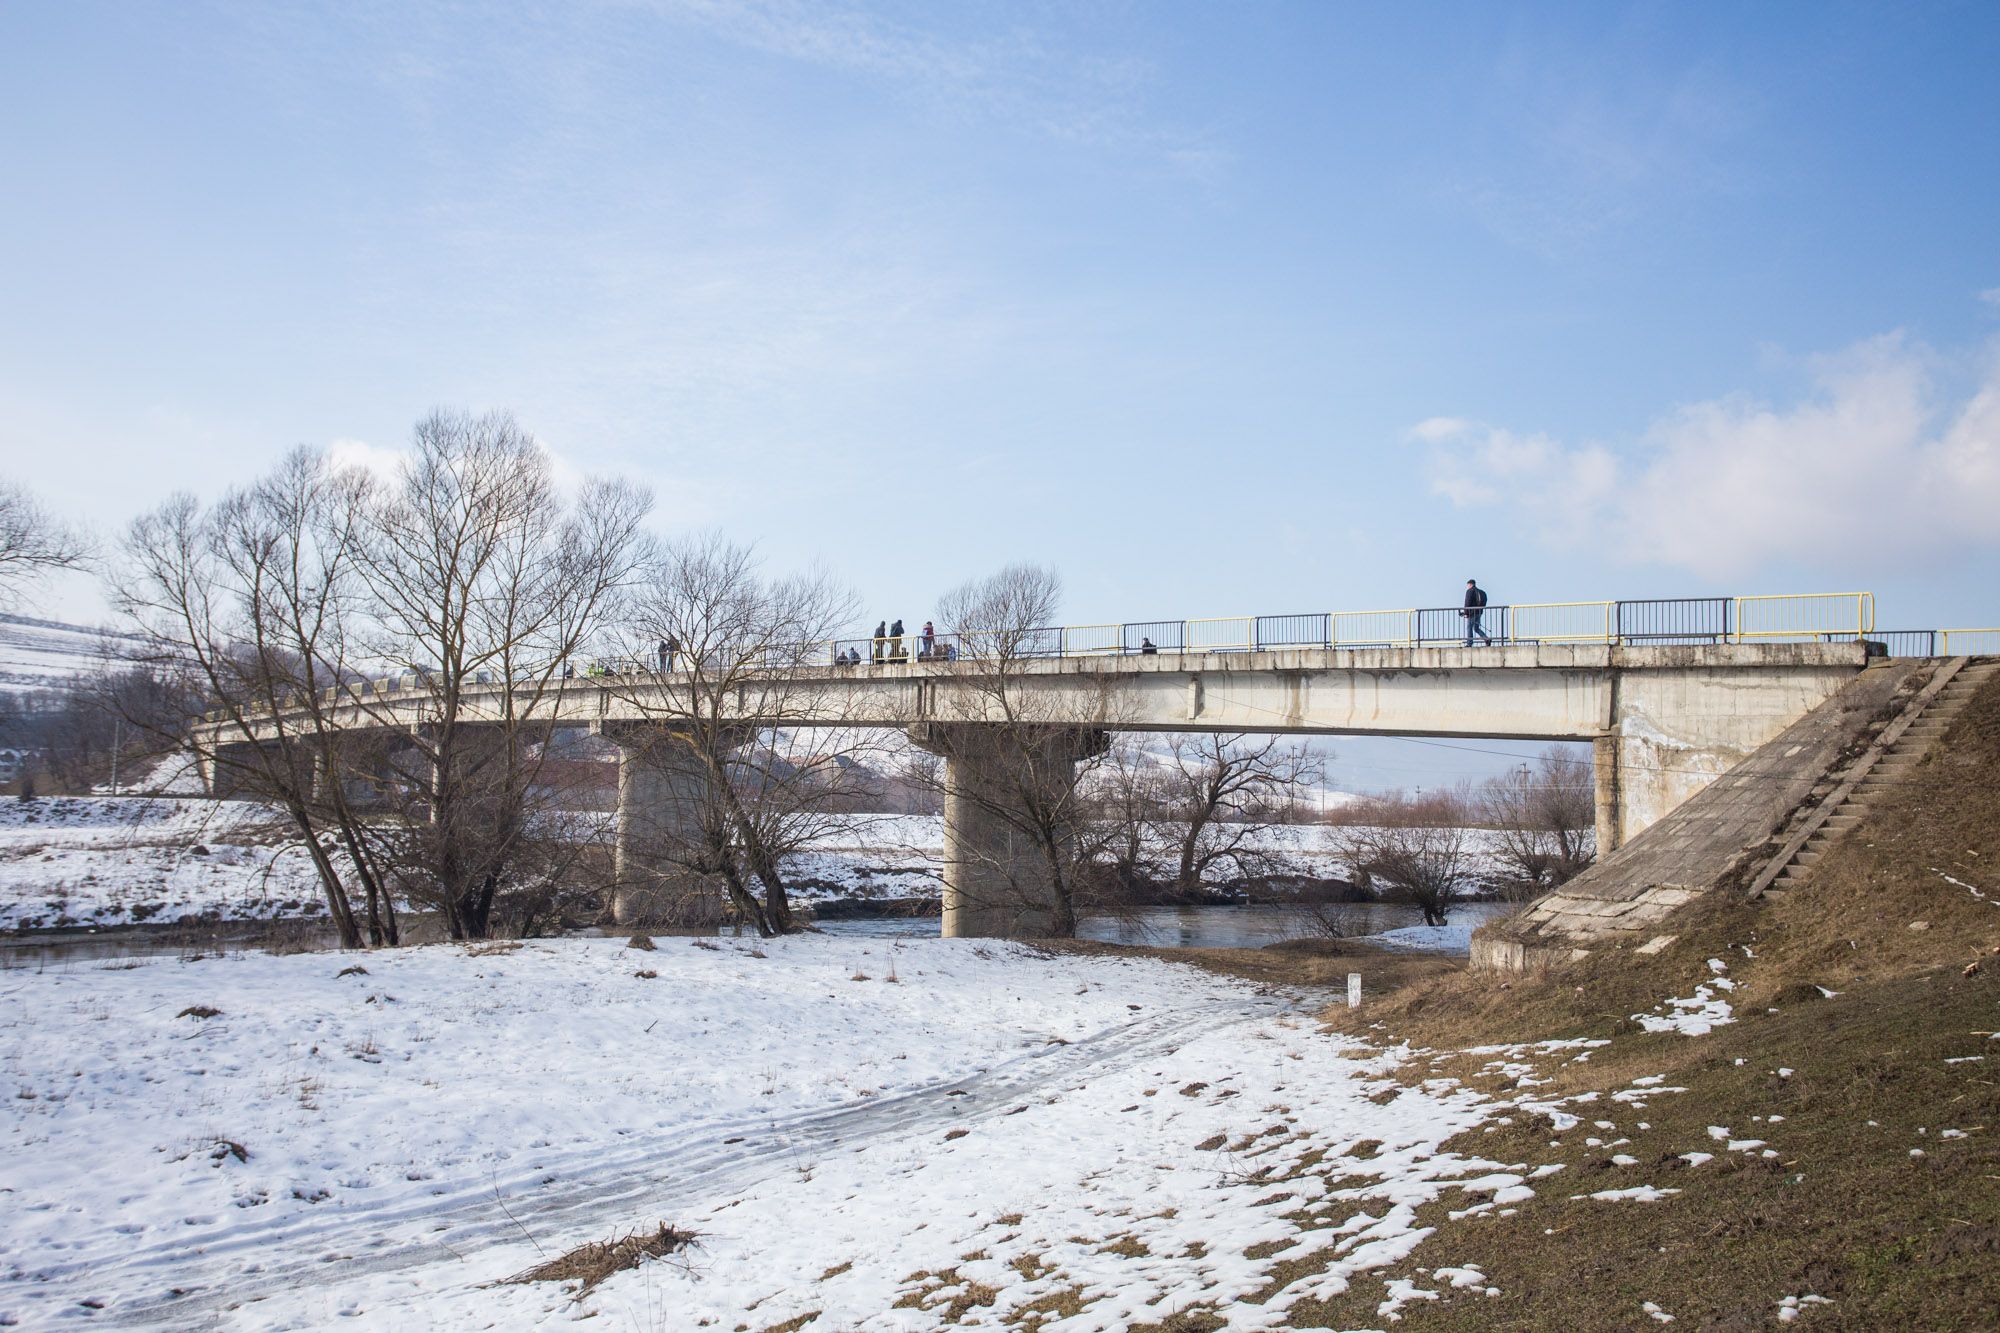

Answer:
[1247,664,2000,1330]
[507,1223,696,1296]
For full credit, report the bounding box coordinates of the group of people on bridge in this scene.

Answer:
[836,619,952,666]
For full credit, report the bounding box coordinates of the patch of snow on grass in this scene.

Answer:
[1575,1185,1682,1203]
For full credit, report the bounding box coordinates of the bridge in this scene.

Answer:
[188,591,1998,936]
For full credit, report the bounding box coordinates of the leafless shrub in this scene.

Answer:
[1341,789,1474,927]
[1479,745,1595,900]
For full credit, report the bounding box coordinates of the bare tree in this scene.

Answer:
[116,450,383,947]
[1091,738,1166,897]
[0,479,92,606]
[611,534,876,936]
[355,410,651,940]
[913,563,1123,937]
[1151,733,1323,896]
[1480,745,1594,900]
[1340,782,1475,926]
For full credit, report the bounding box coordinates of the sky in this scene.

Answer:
[2,0,1996,789]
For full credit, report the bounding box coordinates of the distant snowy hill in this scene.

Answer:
[0,613,150,694]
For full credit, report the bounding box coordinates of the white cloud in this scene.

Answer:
[327,437,405,483]
[1412,333,2000,578]
[328,432,590,497]
[1980,286,2000,309]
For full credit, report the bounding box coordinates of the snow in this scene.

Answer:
[1777,1293,1834,1322]
[0,796,333,929]
[1631,959,1737,1036]
[1575,1186,1682,1203]
[1359,921,1476,953]
[0,935,1518,1330]
[0,613,151,695]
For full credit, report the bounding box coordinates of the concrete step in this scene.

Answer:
[1795,849,1823,867]
[1824,814,1864,830]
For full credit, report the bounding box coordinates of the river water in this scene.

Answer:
[815,900,1512,952]
[0,901,1510,967]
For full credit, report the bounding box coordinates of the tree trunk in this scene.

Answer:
[290,806,362,949]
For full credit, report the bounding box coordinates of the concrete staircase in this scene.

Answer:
[1754,657,1997,901]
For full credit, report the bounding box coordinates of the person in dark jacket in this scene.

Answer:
[888,619,905,661]
[1462,579,1493,646]
[872,621,887,663]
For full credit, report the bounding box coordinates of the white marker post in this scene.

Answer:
[1347,972,1362,1009]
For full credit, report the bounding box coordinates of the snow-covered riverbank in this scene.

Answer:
[1,936,1523,1330]
[0,797,1511,934]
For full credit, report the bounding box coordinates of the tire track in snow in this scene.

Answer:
[92,989,1297,1326]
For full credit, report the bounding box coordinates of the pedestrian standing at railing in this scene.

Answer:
[872,621,887,663]
[921,620,935,659]
[889,619,906,661]
[1462,579,1493,646]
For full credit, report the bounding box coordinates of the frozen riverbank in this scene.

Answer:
[1,935,1528,1330]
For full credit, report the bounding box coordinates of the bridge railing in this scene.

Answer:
[1871,628,2000,658]
[1734,592,1874,641]
[203,592,1996,725]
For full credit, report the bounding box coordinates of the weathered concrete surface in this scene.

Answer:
[910,723,1108,938]
[600,723,726,928]
[1472,660,1930,972]
[196,642,1872,856]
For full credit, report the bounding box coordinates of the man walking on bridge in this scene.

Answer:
[1462,579,1493,647]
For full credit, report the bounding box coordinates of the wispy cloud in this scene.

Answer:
[1412,331,2000,577]
[630,0,1223,170]
[1435,38,1756,253]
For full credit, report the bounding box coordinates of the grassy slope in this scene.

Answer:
[1282,666,2000,1330]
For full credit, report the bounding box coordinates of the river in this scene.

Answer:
[814,900,1513,952]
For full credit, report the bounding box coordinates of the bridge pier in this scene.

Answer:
[1593,735,1624,855]
[911,723,1109,939]
[601,723,726,929]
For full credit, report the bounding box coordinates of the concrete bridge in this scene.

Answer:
[193,638,1877,936]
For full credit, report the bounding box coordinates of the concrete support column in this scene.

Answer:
[200,742,263,799]
[910,723,1109,939]
[601,723,726,929]
[1593,734,1624,858]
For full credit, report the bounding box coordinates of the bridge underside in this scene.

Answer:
[198,642,1872,938]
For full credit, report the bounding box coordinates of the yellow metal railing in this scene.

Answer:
[1184,616,1255,652]
[1059,622,1125,656]
[1507,600,1616,644]
[1733,592,1874,640]
[1330,609,1416,647]
[1941,628,2000,656]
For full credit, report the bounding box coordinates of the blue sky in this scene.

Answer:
[2,1,1996,787]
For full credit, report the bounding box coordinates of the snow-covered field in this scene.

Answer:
[0,614,150,695]
[0,935,1540,1330]
[0,796,332,929]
